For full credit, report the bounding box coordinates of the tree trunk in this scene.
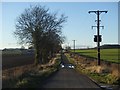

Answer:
[42,49,49,64]
[35,47,39,65]
[39,52,42,64]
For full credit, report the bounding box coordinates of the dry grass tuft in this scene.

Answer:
[2,64,34,80]
[67,53,120,85]
[86,65,111,74]
[2,56,60,88]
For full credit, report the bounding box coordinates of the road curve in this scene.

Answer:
[41,54,101,89]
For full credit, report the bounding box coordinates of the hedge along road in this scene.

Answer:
[41,54,101,89]
[2,54,34,70]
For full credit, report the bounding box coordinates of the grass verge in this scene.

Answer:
[15,67,57,88]
[16,58,61,88]
[66,53,120,86]
[2,54,61,88]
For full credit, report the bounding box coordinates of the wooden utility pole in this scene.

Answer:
[73,40,76,53]
[88,10,108,65]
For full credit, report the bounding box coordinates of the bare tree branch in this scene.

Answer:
[14,5,67,65]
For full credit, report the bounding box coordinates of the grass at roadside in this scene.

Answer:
[2,54,61,88]
[66,53,120,85]
[15,67,57,88]
[15,56,61,88]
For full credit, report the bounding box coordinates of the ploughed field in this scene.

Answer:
[2,54,34,70]
[72,49,120,63]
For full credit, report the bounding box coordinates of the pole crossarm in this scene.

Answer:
[92,26,104,29]
[95,20,101,22]
[91,26,97,29]
[88,10,108,15]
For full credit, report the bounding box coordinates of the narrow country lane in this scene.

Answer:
[41,54,101,89]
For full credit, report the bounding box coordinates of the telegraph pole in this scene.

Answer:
[88,10,108,65]
[73,40,76,53]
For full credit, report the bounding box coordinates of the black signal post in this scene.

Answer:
[88,10,108,65]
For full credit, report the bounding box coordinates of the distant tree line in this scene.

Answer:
[95,44,120,49]
[14,5,67,65]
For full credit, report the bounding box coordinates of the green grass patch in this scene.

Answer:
[87,72,119,85]
[71,49,119,63]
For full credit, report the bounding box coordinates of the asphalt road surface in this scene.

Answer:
[41,54,101,89]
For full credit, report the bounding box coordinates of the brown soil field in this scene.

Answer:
[2,54,34,70]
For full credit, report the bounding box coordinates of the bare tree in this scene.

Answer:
[14,5,67,65]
